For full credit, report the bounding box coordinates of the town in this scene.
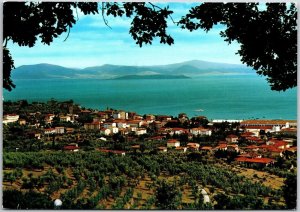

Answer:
[3,99,297,209]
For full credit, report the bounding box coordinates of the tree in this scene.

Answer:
[3,2,296,91]
[155,180,182,209]
[179,3,297,91]
[282,174,297,209]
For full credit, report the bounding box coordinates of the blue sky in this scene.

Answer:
[7,2,243,68]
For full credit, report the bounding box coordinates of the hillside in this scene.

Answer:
[113,74,190,80]
[12,60,254,80]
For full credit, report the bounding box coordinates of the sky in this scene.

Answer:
[7,2,244,68]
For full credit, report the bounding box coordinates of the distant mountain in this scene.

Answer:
[112,74,190,80]
[12,60,254,80]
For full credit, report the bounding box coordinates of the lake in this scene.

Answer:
[3,75,297,120]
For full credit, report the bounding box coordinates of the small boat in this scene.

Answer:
[195,109,204,112]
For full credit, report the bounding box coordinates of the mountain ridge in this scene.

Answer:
[12,60,254,80]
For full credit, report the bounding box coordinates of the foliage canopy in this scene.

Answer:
[3,2,297,91]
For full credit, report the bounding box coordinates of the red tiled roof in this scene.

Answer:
[244,126,273,130]
[64,146,79,150]
[98,149,126,154]
[286,147,297,152]
[245,145,259,149]
[187,143,200,146]
[241,120,295,125]
[227,134,238,138]
[215,144,227,149]
[167,139,180,143]
[281,128,297,132]
[241,132,255,137]
[236,157,275,164]
[201,146,213,150]
[246,136,262,141]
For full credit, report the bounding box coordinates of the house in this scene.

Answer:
[63,144,79,152]
[281,128,297,136]
[66,128,75,133]
[245,136,263,144]
[175,146,187,153]
[18,119,26,125]
[59,115,71,122]
[170,128,188,135]
[126,120,142,128]
[187,142,200,151]
[114,119,127,128]
[241,120,297,133]
[214,143,227,151]
[240,131,256,138]
[158,146,168,153]
[3,114,19,124]
[244,145,260,152]
[103,122,117,129]
[190,127,212,136]
[97,111,109,120]
[156,115,172,122]
[28,132,41,140]
[136,128,147,136]
[145,136,165,142]
[100,128,111,136]
[167,139,180,148]
[131,145,140,150]
[200,146,213,153]
[113,110,128,119]
[44,114,55,124]
[227,144,239,152]
[226,134,239,143]
[235,156,275,167]
[178,113,189,123]
[111,127,119,134]
[98,149,126,156]
[55,127,65,134]
[84,122,101,130]
[267,139,290,149]
[44,128,56,135]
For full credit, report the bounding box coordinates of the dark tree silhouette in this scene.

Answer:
[179,3,297,91]
[155,180,181,209]
[282,174,297,209]
[3,2,297,91]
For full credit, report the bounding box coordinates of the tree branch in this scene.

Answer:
[148,2,177,24]
[63,25,71,42]
[102,2,112,29]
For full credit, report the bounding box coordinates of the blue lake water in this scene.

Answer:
[3,75,297,120]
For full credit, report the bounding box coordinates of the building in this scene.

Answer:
[226,134,239,143]
[100,128,111,136]
[175,146,187,153]
[59,115,71,122]
[240,120,297,131]
[55,127,65,134]
[187,142,200,151]
[63,145,80,152]
[3,114,19,124]
[167,139,180,148]
[136,128,147,136]
[98,149,126,156]
[190,127,212,136]
[84,122,101,130]
[235,156,275,167]
[44,114,55,124]
[158,146,168,153]
[44,128,56,135]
